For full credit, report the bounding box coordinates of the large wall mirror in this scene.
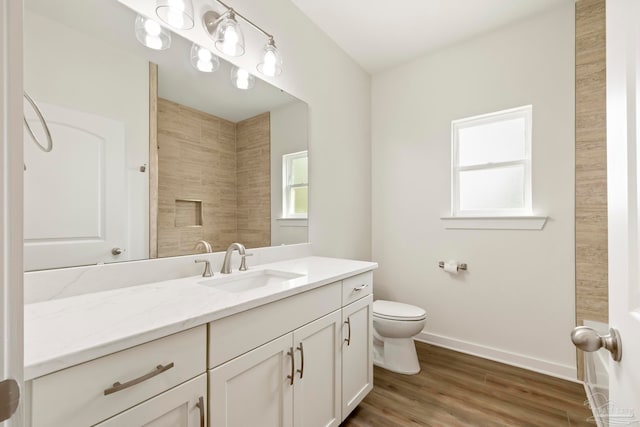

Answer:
[23,0,309,271]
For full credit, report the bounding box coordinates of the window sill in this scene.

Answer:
[276,218,308,227]
[440,216,548,230]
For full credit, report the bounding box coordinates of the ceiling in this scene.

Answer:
[291,0,571,73]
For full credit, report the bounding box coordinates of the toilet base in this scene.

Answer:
[373,337,421,375]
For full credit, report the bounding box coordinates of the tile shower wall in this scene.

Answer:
[158,99,272,256]
[236,112,271,249]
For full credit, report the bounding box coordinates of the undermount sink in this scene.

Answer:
[197,269,304,293]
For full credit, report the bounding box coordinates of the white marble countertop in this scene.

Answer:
[24,256,377,380]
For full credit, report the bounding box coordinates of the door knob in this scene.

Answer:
[571,326,622,362]
[111,247,125,256]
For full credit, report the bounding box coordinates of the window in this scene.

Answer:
[452,105,532,216]
[282,151,308,218]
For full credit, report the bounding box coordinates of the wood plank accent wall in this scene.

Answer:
[156,98,238,257]
[575,0,607,377]
[236,112,271,249]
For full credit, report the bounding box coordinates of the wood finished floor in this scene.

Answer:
[342,342,594,427]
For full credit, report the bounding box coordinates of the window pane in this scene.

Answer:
[291,186,308,215]
[458,117,526,166]
[459,165,524,211]
[291,157,308,185]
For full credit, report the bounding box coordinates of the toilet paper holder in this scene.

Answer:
[438,261,468,271]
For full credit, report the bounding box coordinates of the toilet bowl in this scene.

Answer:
[372,300,426,375]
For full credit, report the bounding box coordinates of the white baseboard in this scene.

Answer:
[415,331,578,382]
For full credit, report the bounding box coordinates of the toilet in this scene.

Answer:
[372,300,427,375]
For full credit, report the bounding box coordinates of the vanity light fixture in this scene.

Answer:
[230,66,255,90]
[212,11,245,57]
[155,0,194,30]
[257,37,283,77]
[134,15,171,50]
[203,0,283,77]
[190,43,220,73]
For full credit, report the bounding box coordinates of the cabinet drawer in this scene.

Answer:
[208,281,341,368]
[31,325,206,427]
[342,272,373,305]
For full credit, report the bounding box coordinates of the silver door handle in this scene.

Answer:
[571,326,622,362]
[111,247,125,256]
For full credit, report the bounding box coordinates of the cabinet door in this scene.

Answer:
[292,311,342,427]
[95,374,207,427]
[341,294,373,420]
[209,334,294,427]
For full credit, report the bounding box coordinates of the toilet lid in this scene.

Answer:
[373,300,426,321]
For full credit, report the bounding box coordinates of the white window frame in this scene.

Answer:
[451,105,533,217]
[282,150,308,219]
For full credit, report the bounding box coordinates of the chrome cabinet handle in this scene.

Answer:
[571,326,622,361]
[353,284,368,292]
[103,362,174,395]
[286,347,295,385]
[296,343,304,379]
[344,318,351,346]
[195,396,205,427]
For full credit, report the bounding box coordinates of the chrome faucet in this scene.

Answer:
[194,240,213,253]
[220,243,252,274]
[195,259,213,277]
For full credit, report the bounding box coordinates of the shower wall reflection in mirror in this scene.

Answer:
[23,0,308,271]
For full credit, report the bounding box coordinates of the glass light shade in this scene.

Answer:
[230,66,255,90]
[155,0,194,30]
[190,44,220,73]
[257,40,283,77]
[134,15,171,50]
[213,13,245,57]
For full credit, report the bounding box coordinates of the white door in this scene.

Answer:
[341,295,373,420]
[23,101,128,270]
[95,375,207,427]
[606,0,640,419]
[209,334,294,427]
[292,311,342,427]
[0,0,23,425]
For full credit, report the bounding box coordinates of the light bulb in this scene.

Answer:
[222,27,239,56]
[190,43,219,73]
[262,51,277,76]
[231,67,254,90]
[145,36,163,50]
[135,15,171,50]
[197,48,212,62]
[144,19,162,37]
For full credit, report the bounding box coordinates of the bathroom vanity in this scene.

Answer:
[24,256,376,427]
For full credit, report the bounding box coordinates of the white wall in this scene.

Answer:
[23,10,149,264]
[371,5,576,378]
[270,101,309,246]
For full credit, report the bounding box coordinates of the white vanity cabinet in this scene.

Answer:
[95,374,207,427]
[341,294,374,417]
[208,271,373,427]
[209,311,343,427]
[29,325,206,427]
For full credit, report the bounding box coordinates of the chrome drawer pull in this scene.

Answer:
[103,362,174,396]
[353,284,368,292]
[296,343,305,379]
[344,318,351,346]
[287,347,295,385]
[196,396,205,427]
